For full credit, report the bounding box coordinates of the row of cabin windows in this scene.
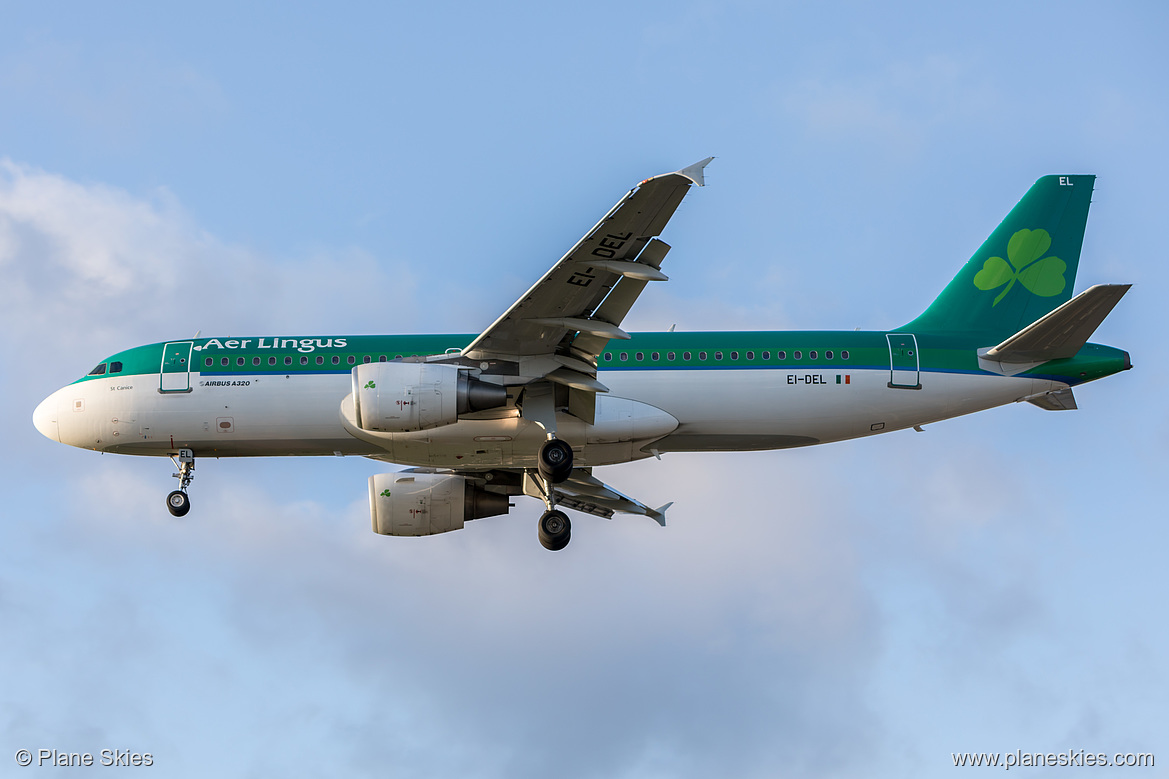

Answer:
[198,349,855,369]
[603,349,851,363]
[88,361,124,376]
[203,354,405,368]
[101,348,855,375]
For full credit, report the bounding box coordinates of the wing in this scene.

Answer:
[520,468,672,525]
[462,158,712,367]
[392,466,674,526]
[551,469,673,526]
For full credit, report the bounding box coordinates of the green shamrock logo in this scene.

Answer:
[364,380,376,389]
[973,228,1066,306]
[380,489,391,497]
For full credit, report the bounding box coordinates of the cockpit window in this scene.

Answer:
[88,363,107,376]
[110,361,123,374]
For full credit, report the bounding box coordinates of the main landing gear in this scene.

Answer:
[538,438,573,484]
[166,448,194,517]
[538,509,571,551]
[534,437,573,551]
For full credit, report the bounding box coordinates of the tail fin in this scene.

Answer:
[902,175,1095,340]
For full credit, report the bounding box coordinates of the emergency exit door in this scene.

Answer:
[886,334,921,390]
[160,341,193,393]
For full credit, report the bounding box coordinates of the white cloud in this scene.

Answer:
[0,160,418,383]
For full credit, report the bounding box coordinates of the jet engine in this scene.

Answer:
[369,472,511,536]
[352,362,507,433]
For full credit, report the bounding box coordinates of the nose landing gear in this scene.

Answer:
[166,448,194,517]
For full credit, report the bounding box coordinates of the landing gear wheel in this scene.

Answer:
[166,490,191,517]
[538,438,574,484]
[538,509,571,551]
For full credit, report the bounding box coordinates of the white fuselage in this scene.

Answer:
[34,364,1062,468]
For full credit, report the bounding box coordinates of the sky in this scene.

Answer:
[1,1,1166,776]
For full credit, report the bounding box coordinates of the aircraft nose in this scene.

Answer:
[33,392,60,443]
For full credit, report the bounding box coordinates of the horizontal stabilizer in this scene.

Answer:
[1027,388,1078,411]
[983,284,1131,363]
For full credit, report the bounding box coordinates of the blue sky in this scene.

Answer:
[1,2,1166,776]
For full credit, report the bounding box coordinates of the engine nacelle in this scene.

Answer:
[352,362,507,433]
[369,472,510,536]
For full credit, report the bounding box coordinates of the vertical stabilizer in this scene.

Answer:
[902,175,1095,339]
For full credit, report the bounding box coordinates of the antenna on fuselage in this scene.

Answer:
[194,330,201,339]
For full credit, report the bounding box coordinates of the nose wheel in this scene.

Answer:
[166,448,195,517]
[166,489,191,517]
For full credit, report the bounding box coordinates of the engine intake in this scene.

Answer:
[352,362,507,433]
[369,472,510,536]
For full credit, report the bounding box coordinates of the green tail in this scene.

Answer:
[902,175,1095,340]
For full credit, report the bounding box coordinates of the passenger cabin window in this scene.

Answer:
[842,350,850,360]
[730,351,738,360]
[332,356,340,365]
[699,351,707,360]
[825,350,833,360]
[651,352,659,361]
[300,356,308,365]
[683,351,692,360]
[316,356,324,365]
[285,356,293,366]
[714,351,723,360]
[348,356,355,365]
[252,357,260,366]
[88,363,107,376]
[763,351,770,360]
[221,357,229,367]
[809,351,817,360]
[363,356,371,363]
[636,352,644,361]
[237,357,245,366]
[794,351,802,360]
[604,353,613,361]
[269,357,277,366]
[667,352,675,360]
[778,350,786,360]
[746,351,754,360]
[620,353,628,361]
[205,358,213,367]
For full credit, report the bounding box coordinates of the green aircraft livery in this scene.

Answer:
[33,162,1130,551]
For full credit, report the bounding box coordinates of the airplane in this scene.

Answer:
[32,160,1131,550]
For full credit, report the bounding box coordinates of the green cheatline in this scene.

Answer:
[973,228,1067,306]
